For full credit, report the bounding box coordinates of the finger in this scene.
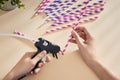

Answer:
[30,71,34,75]
[73,27,87,41]
[34,68,41,74]
[81,27,94,44]
[73,26,84,32]
[71,30,84,49]
[75,27,93,43]
[32,51,46,64]
[74,27,88,37]
[25,51,37,58]
[81,27,92,39]
[69,38,77,44]
[45,56,51,63]
[38,62,44,67]
[79,32,87,40]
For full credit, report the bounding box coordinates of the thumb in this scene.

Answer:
[71,30,84,49]
[32,51,46,64]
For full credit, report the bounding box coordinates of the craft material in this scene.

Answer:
[46,16,98,34]
[39,0,78,25]
[45,0,77,16]
[51,2,104,26]
[35,0,52,15]
[46,0,92,21]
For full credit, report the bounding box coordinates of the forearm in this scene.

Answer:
[3,70,18,80]
[81,52,119,80]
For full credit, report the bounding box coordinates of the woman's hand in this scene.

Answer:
[3,51,50,80]
[70,27,119,80]
[70,27,95,59]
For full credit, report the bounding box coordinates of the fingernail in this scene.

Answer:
[71,30,75,35]
[39,63,44,67]
[42,50,46,55]
[35,68,40,73]
[30,71,33,75]
[72,27,75,30]
[72,26,78,30]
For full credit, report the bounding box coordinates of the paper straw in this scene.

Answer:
[51,9,103,26]
[44,0,77,23]
[45,0,77,16]
[45,16,98,34]
[53,7,104,26]
[47,0,93,21]
[50,2,104,26]
[46,0,104,21]
[37,0,65,25]
[39,0,76,24]
[45,0,65,15]
[41,0,92,26]
[51,4,104,26]
[58,1,104,19]
[35,0,52,15]
[62,0,103,16]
